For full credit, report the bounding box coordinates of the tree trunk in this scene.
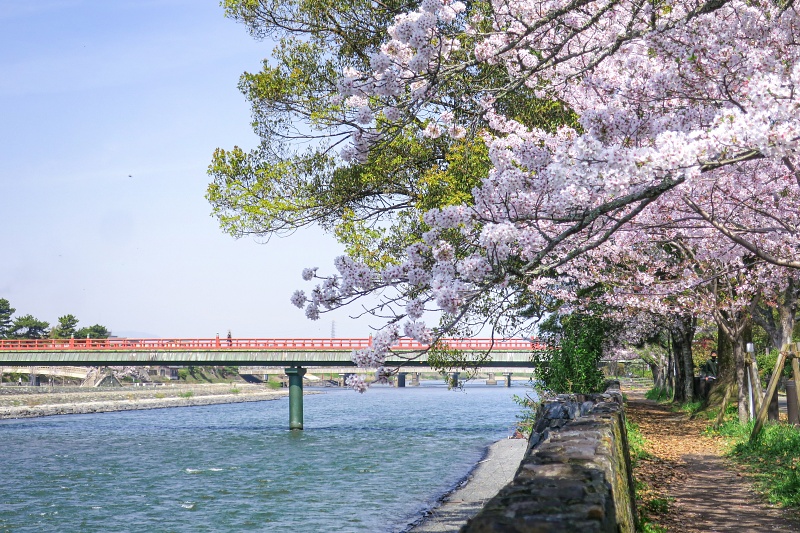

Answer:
[713,315,752,423]
[682,329,695,402]
[671,329,687,402]
[666,346,675,399]
[708,323,736,409]
[717,323,734,383]
[670,314,696,402]
[648,361,666,389]
[752,277,799,350]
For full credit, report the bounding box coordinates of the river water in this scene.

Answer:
[0,382,530,532]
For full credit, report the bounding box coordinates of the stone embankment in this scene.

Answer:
[0,384,289,419]
[462,383,636,533]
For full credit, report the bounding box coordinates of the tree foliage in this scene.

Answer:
[53,314,79,338]
[9,314,50,339]
[533,313,612,394]
[209,0,579,269]
[0,298,111,340]
[76,324,111,339]
[0,298,14,338]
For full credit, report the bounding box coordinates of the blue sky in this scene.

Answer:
[0,0,372,338]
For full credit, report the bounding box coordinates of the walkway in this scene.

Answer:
[409,438,528,532]
[624,388,800,532]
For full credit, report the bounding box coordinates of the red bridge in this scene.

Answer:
[0,337,545,368]
[0,337,546,430]
[0,337,544,352]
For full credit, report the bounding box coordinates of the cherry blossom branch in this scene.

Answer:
[682,195,800,269]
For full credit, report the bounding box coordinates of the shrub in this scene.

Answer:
[533,313,613,394]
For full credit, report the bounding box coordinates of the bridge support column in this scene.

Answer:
[397,372,407,388]
[450,372,460,388]
[285,367,307,430]
[503,373,512,387]
[410,372,420,386]
[485,372,497,386]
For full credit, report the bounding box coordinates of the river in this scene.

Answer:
[0,381,530,532]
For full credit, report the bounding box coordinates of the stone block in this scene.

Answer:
[462,386,636,533]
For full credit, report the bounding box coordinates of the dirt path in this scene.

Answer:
[624,389,800,532]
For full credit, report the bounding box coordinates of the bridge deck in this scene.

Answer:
[0,337,542,351]
[0,338,542,367]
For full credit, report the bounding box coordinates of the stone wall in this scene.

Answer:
[462,382,636,533]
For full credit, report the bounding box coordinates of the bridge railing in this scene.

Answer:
[0,337,547,352]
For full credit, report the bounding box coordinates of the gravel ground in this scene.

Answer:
[0,383,289,419]
[409,437,529,532]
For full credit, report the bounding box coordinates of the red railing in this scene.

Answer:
[0,337,546,352]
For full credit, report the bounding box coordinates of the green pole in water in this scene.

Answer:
[285,366,306,430]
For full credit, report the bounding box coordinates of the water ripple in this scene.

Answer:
[0,384,525,532]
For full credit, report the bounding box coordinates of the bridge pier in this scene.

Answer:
[397,372,407,388]
[485,372,497,386]
[410,372,420,386]
[450,372,460,388]
[285,367,306,430]
[503,373,512,387]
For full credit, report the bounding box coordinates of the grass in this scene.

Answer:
[676,400,705,417]
[643,497,674,515]
[178,391,194,399]
[645,387,671,402]
[712,416,800,509]
[229,388,240,394]
[625,418,668,532]
[640,516,668,533]
[626,419,652,462]
[645,387,709,418]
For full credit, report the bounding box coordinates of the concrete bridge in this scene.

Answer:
[239,366,533,387]
[0,337,543,429]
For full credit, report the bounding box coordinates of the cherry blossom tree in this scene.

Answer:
[239,0,800,389]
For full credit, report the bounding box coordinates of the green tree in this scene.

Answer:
[76,324,111,339]
[9,314,50,339]
[0,298,15,339]
[209,0,578,269]
[53,314,79,338]
[533,313,614,394]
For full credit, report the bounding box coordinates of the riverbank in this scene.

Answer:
[408,437,529,532]
[0,383,290,419]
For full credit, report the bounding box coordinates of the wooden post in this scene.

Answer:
[747,366,754,421]
[751,357,764,410]
[714,384,733,430]
[792,348,800,424]
[748,359,762,416]
[750,347,788,442]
